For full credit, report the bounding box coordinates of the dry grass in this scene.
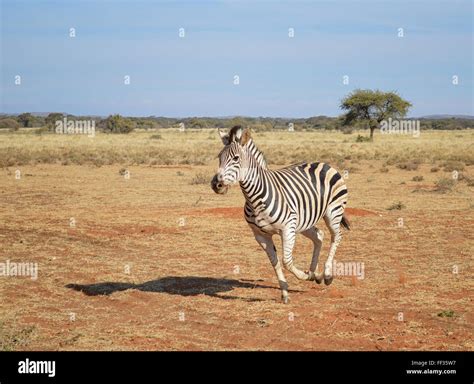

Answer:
[397,161,420,171]
[0,323,36,351]
[434,178,456,193]
[0,129,473,167]
[442,160,465,172]
[190,172,211,185]
[0,129,473,351]
[387,201,406,211]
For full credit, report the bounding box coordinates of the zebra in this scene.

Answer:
[211,125,350,303]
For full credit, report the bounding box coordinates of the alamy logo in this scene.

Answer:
[0,260,38,280]
[327,260,365,280]
[18,359,55,377]
[55,117,95,137]
[380,117,420,137]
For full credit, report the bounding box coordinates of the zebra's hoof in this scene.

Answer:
[324,275,334,285]
[281,296,289,304]
[315,275,323,284]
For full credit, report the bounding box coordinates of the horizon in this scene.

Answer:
[1,0,473,117]
[2,112,474,120]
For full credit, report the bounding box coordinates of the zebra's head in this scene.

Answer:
[211,125,251,194]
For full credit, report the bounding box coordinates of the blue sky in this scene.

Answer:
[1,0,473,117]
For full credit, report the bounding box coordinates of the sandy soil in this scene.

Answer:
[0,162,472,350]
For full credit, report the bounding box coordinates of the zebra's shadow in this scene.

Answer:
[65,276,299,302]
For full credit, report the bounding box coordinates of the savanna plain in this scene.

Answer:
[0,129,472,350]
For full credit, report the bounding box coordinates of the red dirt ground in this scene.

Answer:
[0,164,472,351]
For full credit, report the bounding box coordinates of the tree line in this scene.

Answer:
[1,90,472,138]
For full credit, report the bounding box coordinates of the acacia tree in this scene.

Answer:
[340,89,412,140]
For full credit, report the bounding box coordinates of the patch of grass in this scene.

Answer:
[93,157,105,167]
[434,178,456,193]
[190,172,211,185]
[454,172,474,186]
[0,324,35,351]
[355,134,371,143]
[150,134,162,140]
[118,168,128,176]
[176,171,184,176]
[257,319,271,327]
[397,161,419,171]
[430,166,439,172]
[387,201,405,210]
[59,333,82,347]
[380,166,389,173]
[442,160,465,172]
[35,127,50,135]
[412,175,424,182]
[437,310,455,318]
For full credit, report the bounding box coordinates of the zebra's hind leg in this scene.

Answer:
[281,224,311,282]
[301,227,324,284]
[323,209,343,286]
[254,232,289,303]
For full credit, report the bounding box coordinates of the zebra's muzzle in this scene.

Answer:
[211,174,229,194]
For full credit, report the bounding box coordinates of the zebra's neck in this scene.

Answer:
[239,146,270,208]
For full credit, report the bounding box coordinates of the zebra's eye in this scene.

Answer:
[232,155,240,161]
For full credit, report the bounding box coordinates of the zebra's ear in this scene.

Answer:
[240,128,251,146]
[218,128,230,145]
[233,126,244,141]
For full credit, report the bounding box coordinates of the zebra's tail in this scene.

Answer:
[341,213,351,230]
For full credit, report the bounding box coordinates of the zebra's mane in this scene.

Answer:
[246,138,268,169]
[218,135,268,169]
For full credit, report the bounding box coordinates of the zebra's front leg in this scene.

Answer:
[281,225,311,282]
[302,227,324,284]
[254,233,289,303]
